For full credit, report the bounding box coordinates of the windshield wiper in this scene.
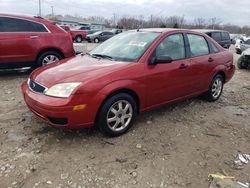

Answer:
[91,53,114,61]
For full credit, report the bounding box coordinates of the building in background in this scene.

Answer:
[52,15,106,29]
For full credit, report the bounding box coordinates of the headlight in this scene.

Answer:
[45,82,81,98]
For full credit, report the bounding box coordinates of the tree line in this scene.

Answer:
[48,14,250,36]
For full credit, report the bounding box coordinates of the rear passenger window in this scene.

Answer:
[221,32,230,40]
[0,17,47,32]
[187,34,209,57]
[208,40,219,53]
[211,32,221,42]
[155,34,185,61]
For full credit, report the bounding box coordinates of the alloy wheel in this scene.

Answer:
[106,100,133,132]
[211,78,223,99]
[42,55,59,66]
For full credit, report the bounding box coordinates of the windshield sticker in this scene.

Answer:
[128,41,147,47]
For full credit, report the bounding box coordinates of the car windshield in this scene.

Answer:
[89,31,160,62]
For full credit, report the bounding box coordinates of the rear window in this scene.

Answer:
[221,32,230,40]
[0,17,48,32]
[211,32,221,42]
[187,34,209,57]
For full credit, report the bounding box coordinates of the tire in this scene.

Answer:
[94,38,100,43]
[237,56,247,69]
[75,36,83,43]
[96,93,137,137]
[36,51,62,68]
[204,74,224,102]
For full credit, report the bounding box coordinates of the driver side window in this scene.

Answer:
[155,34,185,61]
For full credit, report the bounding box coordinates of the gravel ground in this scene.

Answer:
[0,47,249,188]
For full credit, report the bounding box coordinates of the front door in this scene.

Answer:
[145,33,193,107]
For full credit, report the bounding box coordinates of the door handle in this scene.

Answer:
[30,36,39,39]
[208,57,214,62]
[179,64,189,69]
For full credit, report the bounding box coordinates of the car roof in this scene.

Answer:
[132,28,189,33]
[193,29,229,33]
[0,13,53,24]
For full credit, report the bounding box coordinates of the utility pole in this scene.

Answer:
[51,6,54,17]
[113,13,116,27]
[38,0,42,17]
[150,14,153,27]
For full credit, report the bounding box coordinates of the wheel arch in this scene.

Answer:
[94,88,141,126]
[215,70,226,83]
[36,48,64,61]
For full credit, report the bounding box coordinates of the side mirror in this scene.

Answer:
[150,55,173,65]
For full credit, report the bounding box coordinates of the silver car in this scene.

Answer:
[86,31,114,43]
[236,38,250,54]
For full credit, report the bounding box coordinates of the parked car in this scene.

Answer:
[86,31,114,43]
[194,29,231,49]
[22,28,235,137]
[111,28,123,34]
[236,38,250,54]
[0,14,75,69]
[77,25,91,31]
[86,29,100,35]
[237,48,250,69]
[60,25,87,43]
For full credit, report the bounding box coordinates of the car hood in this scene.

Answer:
[31,55,131,88]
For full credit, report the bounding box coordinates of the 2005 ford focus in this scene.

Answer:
[22,28,235,137]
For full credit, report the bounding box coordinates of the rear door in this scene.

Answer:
[185,33,217,92]
[101,32,113,41]
[0,16,47,65]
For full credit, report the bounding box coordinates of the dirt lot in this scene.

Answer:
[0,47,249,188]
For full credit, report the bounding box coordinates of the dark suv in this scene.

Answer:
[194,29,231,49]
[0,14,75,69]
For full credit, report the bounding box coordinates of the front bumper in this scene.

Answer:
[21,81,104,129]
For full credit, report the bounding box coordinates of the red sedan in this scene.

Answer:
[22,28,235,137]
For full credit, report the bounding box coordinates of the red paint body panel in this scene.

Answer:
[0,14,75,67]
[21,29,235,129]
[69,30,87,40]
[60,25,87,41]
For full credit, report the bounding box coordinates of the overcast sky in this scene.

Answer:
[0,0,249,26]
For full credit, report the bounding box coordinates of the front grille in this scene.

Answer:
[28,79,47,93]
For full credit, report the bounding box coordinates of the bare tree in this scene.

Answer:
[194,17,207,29]
[166,15,186,28]
[209,17,222,29]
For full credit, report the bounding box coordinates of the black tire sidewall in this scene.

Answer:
[206,75,224,102]
[97,93,137,137]
[237,56,246,69]
[36,51,62,68]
